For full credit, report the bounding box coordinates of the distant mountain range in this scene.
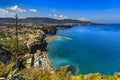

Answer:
[0,17,93,24]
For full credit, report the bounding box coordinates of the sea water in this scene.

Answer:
[48,24,120,74]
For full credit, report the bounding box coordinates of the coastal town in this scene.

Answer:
[1,0,120,79]
[0,15,78,79]
[0,16,57,69]
[1,16,120,80]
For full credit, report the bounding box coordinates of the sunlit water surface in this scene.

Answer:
[48,24,120,74]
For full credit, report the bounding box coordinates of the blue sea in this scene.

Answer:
[47,24,120,75]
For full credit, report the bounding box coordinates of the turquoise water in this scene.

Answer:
[48,24,120,74]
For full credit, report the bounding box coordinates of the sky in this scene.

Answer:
[0,0,120,23]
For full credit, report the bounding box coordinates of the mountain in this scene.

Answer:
[0,17,92,24]
[0,18,15,23]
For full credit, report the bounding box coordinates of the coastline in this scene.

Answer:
[45,35,73,44]
[1,21,120,79]
[42,35,73,71]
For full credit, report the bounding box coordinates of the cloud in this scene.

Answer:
[59,15,63,18]
[9,5,26,13]
[64,16,67,19]
[104,8,120,12]
[0,8,9,14]
[49,14,52,17]
[59,14,68,19]
[29,9,37,12]
[78,17,89,21]
[0,8,15,17]
[54,14,57,17]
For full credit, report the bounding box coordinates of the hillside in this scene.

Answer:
[0,17,92,24]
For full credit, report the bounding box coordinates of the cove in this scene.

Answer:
[48,24,120,75]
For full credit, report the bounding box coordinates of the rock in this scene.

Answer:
[0,46,11,64]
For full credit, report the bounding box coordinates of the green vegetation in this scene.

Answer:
[0,62,15,77]
[1,64,120,80]
[0,17,120,80]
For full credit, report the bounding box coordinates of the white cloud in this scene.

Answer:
[54,14,57,17]
[64,16,67,19]
[49,14,52,17]
[59,15,63,18]
[0,8,15,17]
[29,9,37,12]
[59,14,68,19]
[9,5,26,13]
[78,17,89,21]
[0,8,9,14]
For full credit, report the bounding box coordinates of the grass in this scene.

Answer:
[0,62,15,77]
[1,64,120,80]
[21,66,72,80]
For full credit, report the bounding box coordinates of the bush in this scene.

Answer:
[0,62,15,77]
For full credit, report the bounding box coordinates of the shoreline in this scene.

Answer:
[40,35,73,71]
[45,35,73,44]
